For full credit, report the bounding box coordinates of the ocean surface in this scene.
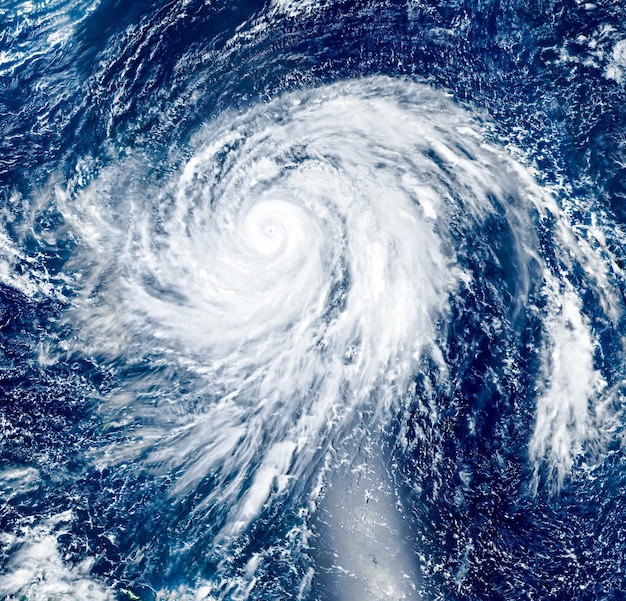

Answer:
[1,1,626,599]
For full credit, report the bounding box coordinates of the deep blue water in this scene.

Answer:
[2,1,626,600]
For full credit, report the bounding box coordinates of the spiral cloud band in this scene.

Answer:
[3,76,619,599]
[61,75,608,514]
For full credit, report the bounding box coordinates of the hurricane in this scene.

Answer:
[1,1,626,600]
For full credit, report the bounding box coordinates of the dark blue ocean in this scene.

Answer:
[2,1,626,599]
